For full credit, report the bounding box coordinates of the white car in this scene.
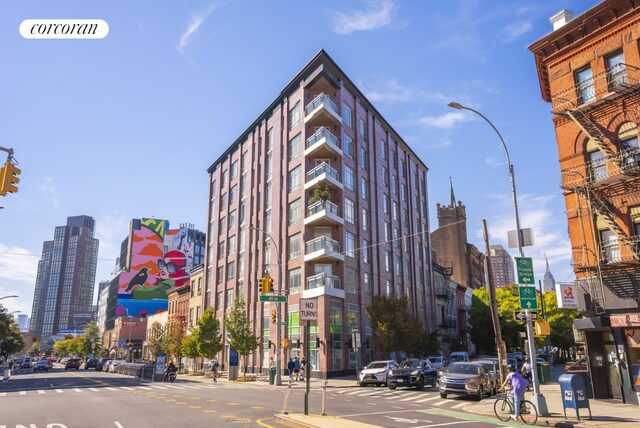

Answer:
[108,360,126,373]
[358,360,398,386]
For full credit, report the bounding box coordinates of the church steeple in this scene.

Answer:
[450,177,456,206]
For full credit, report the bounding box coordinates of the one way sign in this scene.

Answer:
[514,311,538,321]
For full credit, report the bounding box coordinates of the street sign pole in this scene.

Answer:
[304,320,310,416]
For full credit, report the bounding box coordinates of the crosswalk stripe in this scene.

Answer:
[105,388,118,391]
[432,400,449,406]
[55,389,64,393]
[335,389,351,394]
[163,385,185,389]
[38,390,46,394]
[451,402,467,409]
[89,388,100,392]
[344,390,363,396]
[19,391,26,395]
[73,388,82,393]
[0,392,6,397]
[414,395,441,403]
[150,385,168,389]
[137,386,152,390]
[122,387,135,390]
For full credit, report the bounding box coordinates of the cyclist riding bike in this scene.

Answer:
[521,357,532,390]
[164,361,177,382]
[499,364,529,421]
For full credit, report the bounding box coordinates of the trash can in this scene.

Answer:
[537,362,550,383]
[269,367,276,385]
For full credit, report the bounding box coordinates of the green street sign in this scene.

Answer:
[518,286,538,310]
[515,257,535,285]
[259,295,286,303]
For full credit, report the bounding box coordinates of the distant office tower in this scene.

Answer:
[16,314,29,332]
[97,280,110,299]
[29,215,99,345]
[542,256,556,293]
[489,245,515,288]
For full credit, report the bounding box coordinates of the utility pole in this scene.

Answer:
[482,220,508,382]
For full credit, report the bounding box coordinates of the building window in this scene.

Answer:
[239,204,246,225]
[344,166,355,191]
[382,167,389,186]
[343,132,354,159]
[362,208,370,232]
[346,267,357,294]
[386,280,392,296]
[589,150,607,181]
[359,147,368,171]
[240,174,247,199]
[217,241,225,259]
[227,235,236,256]
[231,160,238,179]
[384,222,391,241]
[238,259,244,280]
[385,251,391,272]
[216,266,224,284]
[238,228,245,253]
[381,139,388,160]
[345,198,356,224]
[360,177,368,200]
[289,268,301,294]
[226,289,234,308]
[288,198,302,225]
[342,102,353,127]
[289,133,302,161]
[575,66,595,105]
[288,166,302,192]
[363,272,372,297]
[220,193,227,211]
[345,232,355,257]
[358,117,366,140]
[619,122,640,166]
[383,194,390,214]
[392,202,399,221]
[228,210,237,230]
[266,153,273,180]
[630,206,640,236]
[197,278,202,296]
[606,50,626,89]
[241,152,248,173]
[219,216,226,232]
[289,101,301,129]
[265,182,272,209]
[600,229,620,264]
[330,301,343,370]
[289,234,301,260]
[362,240,370,264]
[230,185,237,203]
[391,175,398,194]
[221,169,229,188]
[226,261,235,280]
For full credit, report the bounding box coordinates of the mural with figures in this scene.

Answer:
[116,218,189,317]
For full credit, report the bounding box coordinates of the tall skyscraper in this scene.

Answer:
[542,256,556,293]
[30,215,99,345]
[489,244,515,288]
[205,50,434,376]
[16,314,29,332]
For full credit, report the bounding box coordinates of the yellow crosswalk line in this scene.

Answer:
[176,402,187,405]
[226,402,240,406]
[202,409,217,413]
[189,405,201,409]
[252,406,266,410]
[207,399,218,403]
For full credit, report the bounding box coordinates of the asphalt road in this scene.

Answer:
[0,367,516,428]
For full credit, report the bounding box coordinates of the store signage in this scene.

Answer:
[610,313,640,328]
[556,283,579,309]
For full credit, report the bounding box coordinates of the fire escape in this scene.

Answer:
[435,264,456,341]
[553,64,640,312]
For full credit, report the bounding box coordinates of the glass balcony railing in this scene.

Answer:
[307,272,341,290]
[307,162,339,182]
[305,93,338,117]
[307,200,340,217]
[306,127,339,150]
[306,236,340,254]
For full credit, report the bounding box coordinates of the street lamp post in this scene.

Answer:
[0,295,19,301]
[448,102,549,416]
[249,225,283,386]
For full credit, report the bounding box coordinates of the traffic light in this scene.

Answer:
[271,309,277,324]
[281,338,289,349]
[260,277,273,294]
[0,161,20,195]
[259,277,265,294]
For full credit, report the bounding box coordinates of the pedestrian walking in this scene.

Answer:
[287,358,295,382]
[210,358,219,383]
[293,356,300,381]
[300,356,306,381]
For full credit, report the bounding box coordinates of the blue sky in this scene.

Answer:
[0,0,595,317]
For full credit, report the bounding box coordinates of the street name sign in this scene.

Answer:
[259,295,286,303]
[518,286,538,310]
[515,257,535,284]
[514,310,538,321]
[299,299,318,321]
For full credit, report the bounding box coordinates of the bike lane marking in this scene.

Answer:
[418,408,523,427]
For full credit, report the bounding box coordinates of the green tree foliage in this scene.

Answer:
[147,321,165,361]
[163,319,184,359]
[0,307,24,357]
[29,340,41,356]
[194,308,223,360]
[411,330,441,357]
[544,291,579,356]
[495,286,525,349]
[81,321,101,357]
[181,334,199,358]
[224,298,259,375]
[365,295,415,357]
[469,289,496,354]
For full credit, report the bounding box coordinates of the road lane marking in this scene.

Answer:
[89,388,100,392]
[176,402,187,405]
[414,422,474,428]
[432,400,449,406]
[190,396,200,400]
[207,399,218,403]
[226,402,240,406]
[344,390,362,395]
[252,406,266,410]
[203,409,217,413]
[122,387,135,390]
[105,387,117,391]
[114,422,124,428]
[55,389,64,393]
[150,385,168,389]
[0,392,6,397]
[415,396,441,403]
[37,390,46,394]
[399,393,425,401]
[189,405,201,409]
[451,402,467,409]
[73,388,82,392]
[137,386,152,390]
[163,385,185,389]
[19,391,26,395]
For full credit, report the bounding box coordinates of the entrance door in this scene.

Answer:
[604,344,622,399]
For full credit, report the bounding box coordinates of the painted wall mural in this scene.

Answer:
[116,218,189,317]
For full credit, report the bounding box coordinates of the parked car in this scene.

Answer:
[438,362,492,400]
[108,360,126,373]
[84,358,99,370]
[387,359,438,390]
[20,358,33,369]
[33,358,50,372]
[102,359,114,372]
[357,360,398,386]
[427,356,445,369]
[65,358,81,370]
[449,351,469,363]
[475,360,500,395]
[96,358,110,371]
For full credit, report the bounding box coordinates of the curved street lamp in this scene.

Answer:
[447,101,549,416]
[0,295,19,301]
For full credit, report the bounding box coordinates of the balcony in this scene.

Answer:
[551,64,640,114]
[302,272,345,299]
[561,147,640,190]
[304,200,343,226]
[304,127,342,158]
[304,162,342,191]
[304,93,342,125]
[304,236,344,263]
[600,236,640,266]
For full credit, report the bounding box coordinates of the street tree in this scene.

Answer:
[163,319,184,360]
[81,321,101,357]
[224,298,259,376]
[0,307,24,357]
[53,339,70,356]
[195,308,223,361]
[469,288,496,355]
[29,340,41,357]
[147,321,165,361]
[495,285,526,350]
[365,295,414,357]
[543,291,579,360]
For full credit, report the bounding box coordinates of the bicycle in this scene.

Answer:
[494,390,538,425]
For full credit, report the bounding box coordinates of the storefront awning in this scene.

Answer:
[574,316,610,330]
[610,313,640,328]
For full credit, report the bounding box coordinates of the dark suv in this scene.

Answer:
[84,358,99,370]
[65,358,81,370]
[96,358,110,371]
[387,359,438,390]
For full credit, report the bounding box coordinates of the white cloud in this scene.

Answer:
[484,156,505,168]
[358,78,450,104]
[0,244,39,284]
[177,1,226,60]
[36,177,60,209]
[417,112,470,129]
[95,211,129,273]
[502,20,533,42]
[332,0,398,34]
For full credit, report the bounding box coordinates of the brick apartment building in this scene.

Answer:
[529,0,640,404]
[204,50,434,377]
